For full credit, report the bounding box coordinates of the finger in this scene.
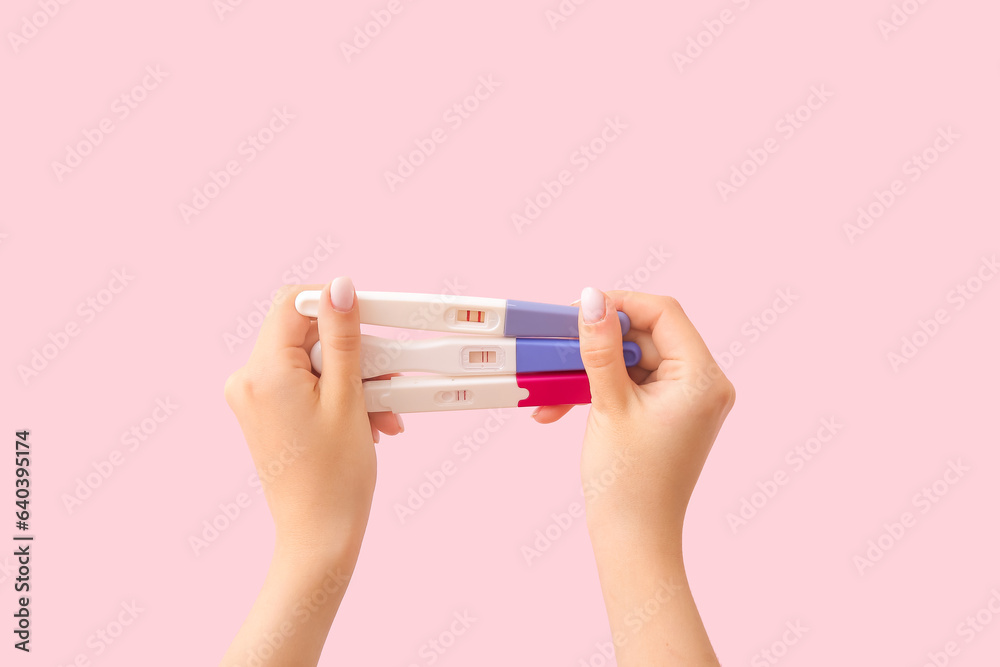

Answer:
[531,404,574,424]
[606,291,715,365]
[251,284,324,366]
[578,287,633,413]
[624,329,661,371]
[370,411,405,436]
[302,322,320,369]
[364,373,405,435]
[316,277,364,398]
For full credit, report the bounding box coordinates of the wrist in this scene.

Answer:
[274,519,367,571]
[585,504,685,562]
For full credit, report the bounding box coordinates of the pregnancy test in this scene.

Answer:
[363,371,592,413]
[294,290,630,337]
[309,335,641,377]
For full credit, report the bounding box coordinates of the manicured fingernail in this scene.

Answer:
[373,428,380,444]
[395,414,405,432]
[531,408,541,418]
[330,276,354,312]
[581,287,606,324]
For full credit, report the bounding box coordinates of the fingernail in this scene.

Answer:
[330,276,354,312]
[581,287,606,324]
[373,428,380,444]
[395,414,405,433]
[531,407,541,418]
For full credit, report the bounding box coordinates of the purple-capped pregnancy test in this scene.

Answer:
[307,335,641,378]
[294,290,631,338]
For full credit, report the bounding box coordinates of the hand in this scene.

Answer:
[534,288,735,666]
[221,277,405,667]
[535,288,735,542]
[223,277,403,557]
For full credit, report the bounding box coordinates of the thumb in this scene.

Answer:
[578,287,632,413]
[317,276,364,398]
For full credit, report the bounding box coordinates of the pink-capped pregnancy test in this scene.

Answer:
[310,334,641,378]
[294,290,630,338]
[363,371,591,413]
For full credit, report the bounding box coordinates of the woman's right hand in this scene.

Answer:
[534,288,734,666]
[536,289,735,541]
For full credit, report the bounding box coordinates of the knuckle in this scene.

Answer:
[659,295,682,312]
[223,370,245,406]
[705,371,736,412]
[228,369,279,404]
[324,332,361,356]
[724,378,736,409]
[275,284,299,303]
[580,344,618,369]
[269,285,298,312]
[684,363,735,416]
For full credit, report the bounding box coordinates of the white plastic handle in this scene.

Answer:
[309,335,517,378]
[363,374,527,413]
[294,290,506,335]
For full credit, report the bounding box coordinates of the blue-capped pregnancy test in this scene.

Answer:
[294,290,631,338]
[308,334,641,378]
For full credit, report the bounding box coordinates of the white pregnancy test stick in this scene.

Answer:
[297,291,505,334]
[365,375,527,413]
[315,335,514,378]
[294,290,630,337]
[363,372,592,413]
[309,335,642,378]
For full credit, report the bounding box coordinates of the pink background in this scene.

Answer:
[3,0,999,665]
